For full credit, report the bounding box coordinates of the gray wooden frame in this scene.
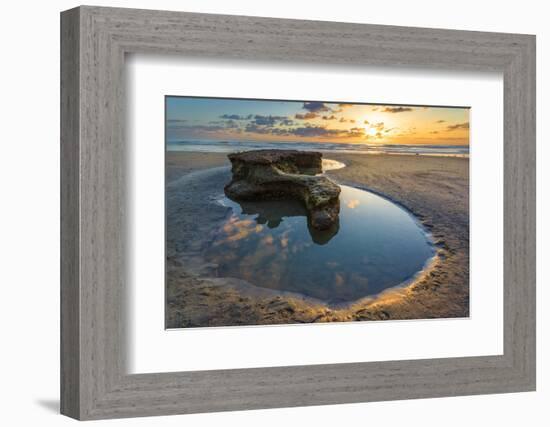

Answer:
[60,5,536,420]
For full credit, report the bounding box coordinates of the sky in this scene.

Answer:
[166,97,470,146]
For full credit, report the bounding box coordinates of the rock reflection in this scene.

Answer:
[233,198,340,245]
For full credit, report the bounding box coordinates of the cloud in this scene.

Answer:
[339,117,348,123]
[446,122,470,131]
[167,116,245,138]
[290,126,339,137]
[364,120,369,124]
[166,122,231,140]
[167,119,187,124]
[252,115,292,126]
[287,125,369,139]
[436,119,446,123]
[220,114,253,120]
[223,120,241,128]
[243,124,332,138]
[373,122,385,130]
[383,106,413,113]
[322,115,337,120]
[242,122,369,139]
[216,113,294,128]
[302,102,330,113]
[348,127,366,138]
[295,112,318,120]
[338,103,353,108]
[244,123,270,134]
[170,124,225,132]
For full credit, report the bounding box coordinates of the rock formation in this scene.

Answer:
[224,150,341,230]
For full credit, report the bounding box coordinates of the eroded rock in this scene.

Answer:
[224,150,341,230]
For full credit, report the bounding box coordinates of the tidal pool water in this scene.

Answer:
[205,185,435,304]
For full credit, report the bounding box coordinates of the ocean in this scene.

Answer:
[166,140,469,157]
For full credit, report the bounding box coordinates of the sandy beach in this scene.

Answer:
[165,151,469,328]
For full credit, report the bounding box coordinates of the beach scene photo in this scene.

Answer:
[165,96,470,328]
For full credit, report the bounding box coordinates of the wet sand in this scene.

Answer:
[165,151,469,328]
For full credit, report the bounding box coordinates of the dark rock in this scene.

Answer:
[224,150,341,230]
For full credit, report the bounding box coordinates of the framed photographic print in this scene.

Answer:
[61,6,536,420]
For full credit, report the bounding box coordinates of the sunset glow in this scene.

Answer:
[166,97,470,146]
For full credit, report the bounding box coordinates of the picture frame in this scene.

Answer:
[60,5,536,420]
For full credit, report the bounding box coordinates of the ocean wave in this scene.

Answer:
[167,140,469,157]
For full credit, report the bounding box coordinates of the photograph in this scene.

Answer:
[165,96,470,328]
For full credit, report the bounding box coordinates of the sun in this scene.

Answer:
[367,127,378,137]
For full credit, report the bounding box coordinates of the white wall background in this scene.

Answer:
[0,0,546,425]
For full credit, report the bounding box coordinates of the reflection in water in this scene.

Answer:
[206,185,435,304]
[228,198,340,245]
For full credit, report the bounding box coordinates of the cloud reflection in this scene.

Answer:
[347,199,360,209]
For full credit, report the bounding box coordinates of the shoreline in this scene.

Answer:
[166,150,469,327]
[166,140,470,158]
